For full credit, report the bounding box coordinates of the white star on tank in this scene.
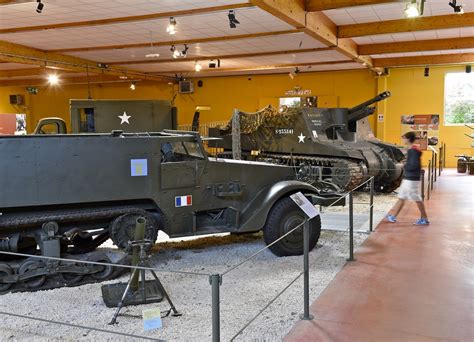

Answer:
[118,112,131,124]
[298,133,306,143]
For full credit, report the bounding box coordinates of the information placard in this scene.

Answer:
[290,192,320,219]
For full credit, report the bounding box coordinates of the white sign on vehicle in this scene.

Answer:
[290,192,320,219]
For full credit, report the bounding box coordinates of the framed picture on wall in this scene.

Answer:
[401,114,439,150]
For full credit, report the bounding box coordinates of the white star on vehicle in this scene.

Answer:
[118,112,131,124]
[298,133,306,143]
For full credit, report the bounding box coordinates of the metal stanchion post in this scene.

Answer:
[427,161,431,200]
[421,169,425,201]
[210,274,221,342]
[439,149,442,176]
[443,143,446,169]
[300,220,314,321]
[369,177,374,233]
[434,153,437,182]
[347,192,355,262]
[430,154,434,191]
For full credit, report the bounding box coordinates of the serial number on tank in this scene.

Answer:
[275,128,294,135]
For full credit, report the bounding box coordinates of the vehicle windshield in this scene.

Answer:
[161,141,205,162]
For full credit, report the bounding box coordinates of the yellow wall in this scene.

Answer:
[1,66,472,167]
[0,69,377,131]
[377,66,473,167]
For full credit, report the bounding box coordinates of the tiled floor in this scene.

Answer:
[285,170,474,342]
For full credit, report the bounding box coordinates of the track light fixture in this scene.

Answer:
[449,0,464,14]
[170,44,189,58]
[36,0,44,13]
[289,67,300,79]
[228,10,240,28]
[167,17,177,34]
[404,0,425,18]
[170,45,180,58]
[130,81,136,90]
[466,65,471,73]
[424,67,430,77]
[194,62,202,72]
[182,44,189,57]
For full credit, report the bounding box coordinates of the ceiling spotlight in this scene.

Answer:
[36,0,44,14]
[194,62,202,72]
[228,10,240,28]
[466,65,471,73]
[182,44,189,57]
[404,0,425,18]
[167,17,177,34]
[47,74,59,85]
[424,67,430,77]
[289,67,300,79]
[209,60,216,68]
[130,81,136,90]
[171,45,180,58]
[449,0,464,14]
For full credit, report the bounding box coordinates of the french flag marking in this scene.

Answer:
[175,195,192,207]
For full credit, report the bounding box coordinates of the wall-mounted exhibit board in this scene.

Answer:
[0,114,26,135]
[400,114,439,150]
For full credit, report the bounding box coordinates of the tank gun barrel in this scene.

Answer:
[348,91,391,124]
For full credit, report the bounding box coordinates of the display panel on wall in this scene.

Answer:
[0,114,26,135]
[401,115,439,150]
[444,73,474,125]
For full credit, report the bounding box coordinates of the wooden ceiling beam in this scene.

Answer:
[151,60,356,75]
[359,37,474,55]
[0,74,134,87]
[50,29,303,54]
[249,0,376,70]
[373,53,474,67]
[0,0,35,4]
[306,0,397,11]
[0,40,167,81]
[107,47,333,65]
[339,12,474,38]
[0,3,253,34]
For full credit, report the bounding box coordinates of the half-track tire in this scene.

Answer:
[263,196,321,257]
[18,258,47,289]
[0,263,14,292]
[109,210,160,253]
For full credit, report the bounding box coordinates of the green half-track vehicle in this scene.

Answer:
[0,130,342,293]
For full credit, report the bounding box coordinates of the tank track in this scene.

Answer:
[0,253,131,294]
[254,154,367,191]
[0,206,142,229]
[0,207,155,294]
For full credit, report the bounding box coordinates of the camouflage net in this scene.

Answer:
[218,105,300,135]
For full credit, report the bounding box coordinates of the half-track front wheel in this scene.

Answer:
[109,211,160,253]
[263,196,321,257]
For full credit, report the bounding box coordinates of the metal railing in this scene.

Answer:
[424,143,445,200]
[0,177,378,341]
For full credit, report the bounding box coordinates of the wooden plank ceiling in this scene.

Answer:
[0,0,472,85]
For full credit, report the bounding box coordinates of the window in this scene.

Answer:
[161,141,205,163]
[279,97,300,111]
[444,73,474,125]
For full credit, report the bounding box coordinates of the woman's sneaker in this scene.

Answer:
[386,214,397,223]
[414,218,430,225]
